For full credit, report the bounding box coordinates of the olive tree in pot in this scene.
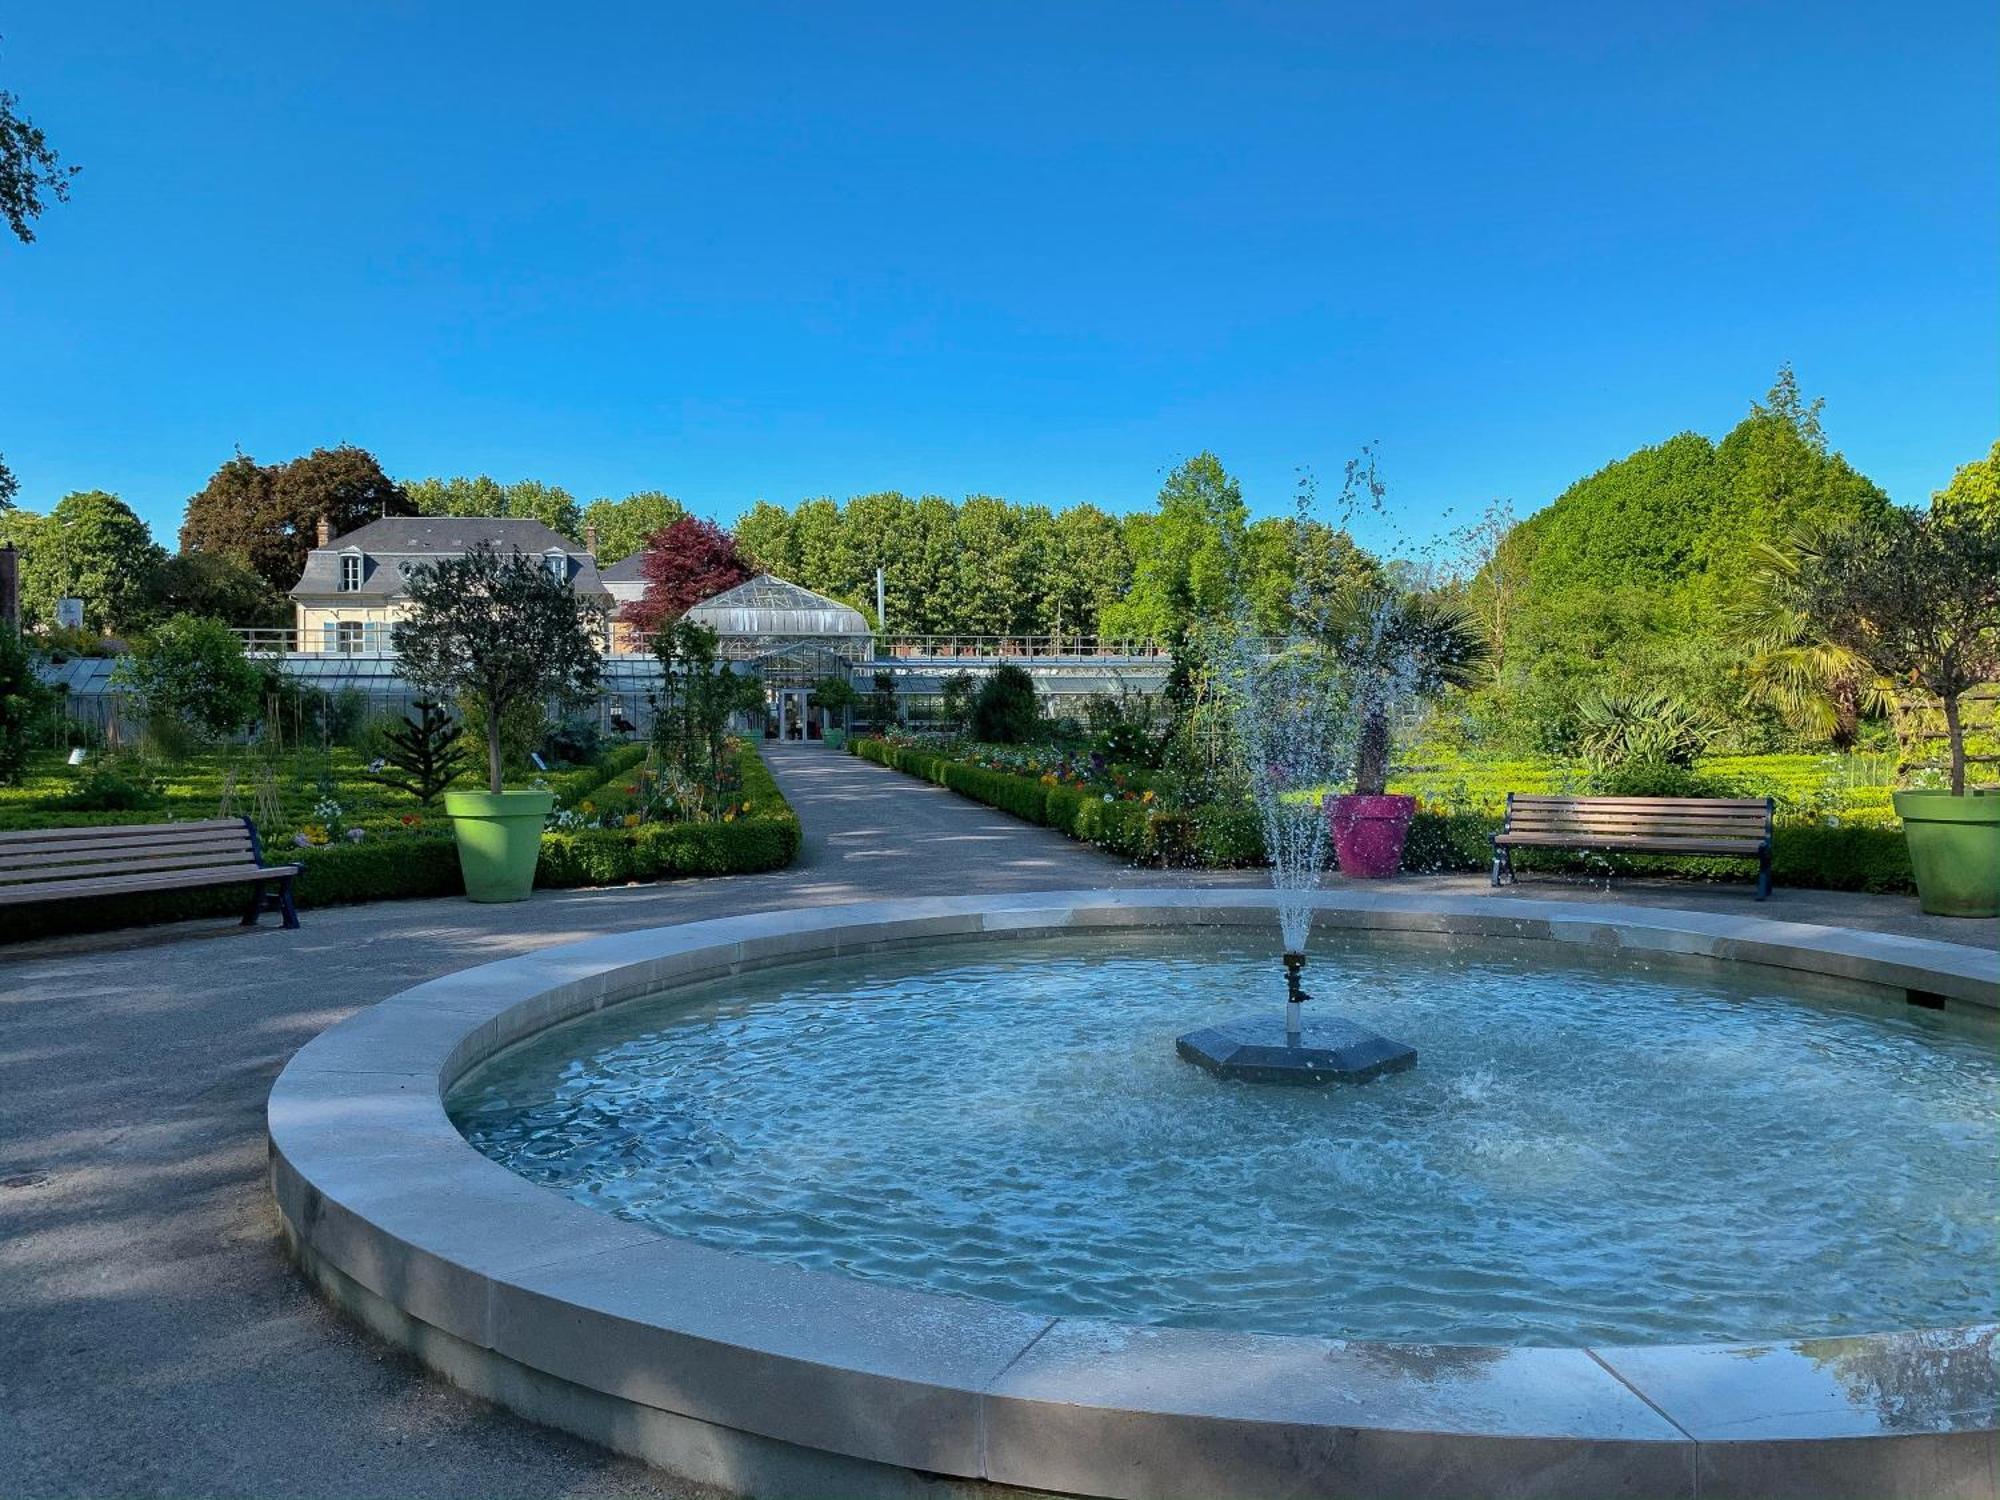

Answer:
[1780,500,2000,916]
[394,544,604,902]
[1323,586,1489,877]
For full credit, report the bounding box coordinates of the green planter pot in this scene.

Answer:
[443,789,555,903]
[1892,789,2000,917]
[823,728,846,751]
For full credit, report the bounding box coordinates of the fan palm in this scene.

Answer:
[1730,531,1890,747]
[1323,585,1490,795]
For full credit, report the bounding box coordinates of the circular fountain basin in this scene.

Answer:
[268,890,2000,1500]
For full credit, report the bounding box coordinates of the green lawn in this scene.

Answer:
[0,743,648,838]
[1388,749,1902,824]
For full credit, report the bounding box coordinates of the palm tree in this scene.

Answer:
[1325,585,1490,796]
[1731,531,1889,748]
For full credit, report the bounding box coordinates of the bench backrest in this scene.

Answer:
[0,818,266,892]
[1502,795,1772,841]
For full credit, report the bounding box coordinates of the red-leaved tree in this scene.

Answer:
[623,516,752,632]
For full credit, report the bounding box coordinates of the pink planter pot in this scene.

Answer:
[1328,793,1417,879]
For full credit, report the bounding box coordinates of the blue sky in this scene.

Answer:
[2,2,1993,549]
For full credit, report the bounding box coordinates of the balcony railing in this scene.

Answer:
[877,635,1167,660]
[234,626,1173,662]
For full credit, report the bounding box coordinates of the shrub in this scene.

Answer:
[111,615,263,740]
[542,716,604,767]
[1576,688,1717,770]
[1,626,53,784]
[971,663,1039,744]
[1586,758,1742,799]
[55,757,165,812]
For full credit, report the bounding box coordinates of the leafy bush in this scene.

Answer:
[1,627,53,784]
[1586,758,1742,799]
[112,615,263,740]
[541,715,604,767]
[54,757,165,812]
[971,663,1039,744]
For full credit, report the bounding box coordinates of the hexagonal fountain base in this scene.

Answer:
[1176,1015,1417,1084]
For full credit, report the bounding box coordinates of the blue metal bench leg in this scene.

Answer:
[1756,849,1772,901]
[241,880,268,926]
[277,875,300,929]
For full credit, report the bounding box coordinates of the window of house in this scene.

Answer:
[339,553,362,591]
[545,551,567,583]
[336,621,364,654]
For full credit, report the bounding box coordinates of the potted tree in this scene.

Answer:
[811,674,858,748]
[1323,586,1488,877]
[394,544,604,902]
[1785,500,2000,916]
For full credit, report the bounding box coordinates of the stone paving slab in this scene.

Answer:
[1,742,1992,1499]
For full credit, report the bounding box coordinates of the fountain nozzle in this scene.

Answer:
[1282,950,1310,1038]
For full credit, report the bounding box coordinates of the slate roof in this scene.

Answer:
[290,516,612,600]
[598,552,648,583]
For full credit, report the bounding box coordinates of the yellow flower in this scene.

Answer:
[741,800,753,813]
[724,809,737,822]
[1141,788,1155,803]
[622,813,640,828]
[579,800,596,813]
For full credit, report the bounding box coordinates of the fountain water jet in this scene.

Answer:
[1174,479,1420,1084]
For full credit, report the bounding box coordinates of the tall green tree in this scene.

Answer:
[1101,453,1247,641]
[950,495,1024,634]
[582,490,685,563]
[407,474,583,541]
[1242,515,1375,637]
[0,450,17,508]
[142,550,287,629]
[1932,440,2000,523]
[182,445,412,593]
[1044,503,1131,645]
[733,500,798,578]
[15,490,164,633]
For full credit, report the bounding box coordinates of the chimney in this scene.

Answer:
[316,516,333,547]
[583,523,599,560]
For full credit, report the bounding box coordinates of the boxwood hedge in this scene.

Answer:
[852,737,1916,893]
[1,744,800,944]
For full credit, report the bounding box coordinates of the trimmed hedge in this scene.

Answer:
[852,738,1916,893]
[1,744,801,944]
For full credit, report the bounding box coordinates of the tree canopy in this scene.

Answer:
[3,490,164,633]
[407,475,584,542]
[623,516,752,633]
[393,544,605,793]
[581,490,686,563]
[1,47,78,244]
[182,445,413,593]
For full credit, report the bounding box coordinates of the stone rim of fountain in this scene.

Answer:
[268,889,2000,1500]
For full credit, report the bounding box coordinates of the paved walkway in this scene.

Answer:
[2,743,1990,1498]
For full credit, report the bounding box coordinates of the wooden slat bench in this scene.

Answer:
[1491,794,1776,900]
[0,817,301,930]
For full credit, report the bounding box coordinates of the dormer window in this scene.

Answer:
[544,549,567,584]
[339,552,362,592]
